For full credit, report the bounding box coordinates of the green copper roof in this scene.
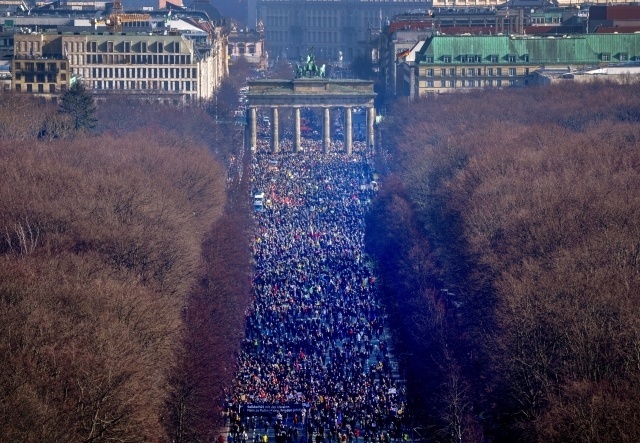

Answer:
[417,34,640,65]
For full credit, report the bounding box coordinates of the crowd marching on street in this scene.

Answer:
[225,127,408,443]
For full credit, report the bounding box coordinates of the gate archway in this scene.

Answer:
[246,77,376,155]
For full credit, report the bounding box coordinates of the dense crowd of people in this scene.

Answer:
[228,131,408,443]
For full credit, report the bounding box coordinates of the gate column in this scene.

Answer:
[367,106,375,151]
[345,106,353,155]
[323,107,331,154]
[271,107,279,153]
[294,107,301,153]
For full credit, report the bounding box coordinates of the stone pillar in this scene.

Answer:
[323,106,331,154]
[271,106,279,153]
[294,107,301,153]
[345,106,353,155]
[250,107,257,151]
[367,106,375,151]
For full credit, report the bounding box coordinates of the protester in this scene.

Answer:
[230,125,407,443]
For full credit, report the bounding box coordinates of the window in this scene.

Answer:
[443,55,451,63]
[509,79,517,86]
[124,41,131,53]
[441,69,447,77]
[50,84,56,93]
[448,80,455,88]
[426,80,434,88]
[522,54,529,62]
[508,68,516,76]
[508,54,516,63]
[15,62,20,70]
[38,84,43,93]
[497,68,502,76]
[425,69,434,77]
[15,84,20,91]
[440,80,446,87]
[107,41,114,53]
[619,53,628,61]
[27,84,32,92]
[90,41,97,52]
[488,68,494,76]
[601,53,610,62]
[449,68,455,76]
[497,79,502,87]
[461,68,466,76]
[141,42,147,53]
[477,68,482,76]
[490,54,498,63]
[425,56,433,63]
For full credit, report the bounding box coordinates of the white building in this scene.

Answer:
[12,18,227,102]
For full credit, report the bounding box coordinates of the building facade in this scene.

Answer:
[12,29,227,102]
[380,8,587,99]
[400,33,640,98]
[228,22,266,69]
[12,33,71,96]
[254,0,432,62]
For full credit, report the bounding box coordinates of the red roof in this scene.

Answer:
[387,22,580,37]
[435,25,578,35]
[387,20,435,35]
[594,26,640,33]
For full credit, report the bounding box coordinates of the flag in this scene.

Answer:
[397,48,410,59]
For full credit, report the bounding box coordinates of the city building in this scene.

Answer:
[379,7,586,98]
[431,0,628,7]
[228,20,266,69]
[3,0,229,101]
[589,5,640,33]
[399,33,640,98]
[253,0,433,63]
[12,28,226,102]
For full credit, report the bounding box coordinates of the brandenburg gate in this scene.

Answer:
[246,64,376,155]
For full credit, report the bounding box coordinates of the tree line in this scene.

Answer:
[367,81,640,442]
[0,70,253,443]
